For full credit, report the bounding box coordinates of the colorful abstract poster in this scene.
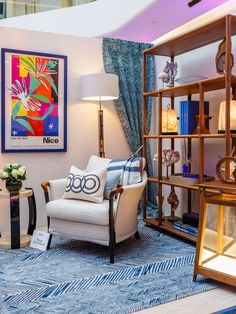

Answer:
[1,48,67,152]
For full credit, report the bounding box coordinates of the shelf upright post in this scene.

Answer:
[170,57,175,176]
[199,83,205,183]
[193,185,207,281]
[142,52,147,220]
[158,92,163,225]
[170,57,176,217]
[187,95,192,213]
[225,15,232,179]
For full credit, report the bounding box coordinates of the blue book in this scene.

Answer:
[172,224,197,237]
[173,221,198,234]
[180,101,209,134]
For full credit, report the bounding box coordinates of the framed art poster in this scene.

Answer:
[1,48,67,152]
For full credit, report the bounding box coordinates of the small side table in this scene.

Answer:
[0,188,37,249]
[194,181,236,287]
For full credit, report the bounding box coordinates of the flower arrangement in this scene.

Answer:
[0,163,26,192]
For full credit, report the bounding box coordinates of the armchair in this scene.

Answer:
[41,156,147,263]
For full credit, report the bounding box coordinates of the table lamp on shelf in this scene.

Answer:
[162,104,178,134]
[218,95,236,134]
[81,73,119,157]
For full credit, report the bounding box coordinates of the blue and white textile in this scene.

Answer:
[103,38,157,207]
[107,157,142,186]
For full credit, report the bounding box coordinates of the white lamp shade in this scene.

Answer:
[218,99,236,131]
[81,73,119,101]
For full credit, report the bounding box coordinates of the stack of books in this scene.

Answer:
[172,221,198,237]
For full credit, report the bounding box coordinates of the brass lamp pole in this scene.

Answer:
[98,99,105,157]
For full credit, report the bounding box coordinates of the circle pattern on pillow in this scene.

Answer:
[64,165,107,203]
[65,173,101,194]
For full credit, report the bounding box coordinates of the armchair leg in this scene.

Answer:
[47,234,53,250]
[47,216,50,231]
[109,231,116,264]
[135,230,140,239]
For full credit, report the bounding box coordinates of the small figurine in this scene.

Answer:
[167,189,179,221]
[158,72,169,89]
[183,155,192,176]
[163,61,178,87]
[193,114,211,134]
[216,156,236,184]
[162,149,180,179]
[215,38,234,75]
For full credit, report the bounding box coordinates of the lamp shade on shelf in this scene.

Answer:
[218,98,236,133]
[81,73,119,101]
[162,106,178,134]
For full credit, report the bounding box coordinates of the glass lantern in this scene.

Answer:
[194,182,236,287]
[162,105,178,134]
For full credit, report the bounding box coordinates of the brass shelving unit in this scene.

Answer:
[142,15,236,243]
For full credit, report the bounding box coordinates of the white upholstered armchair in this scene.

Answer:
[41,156,147,263]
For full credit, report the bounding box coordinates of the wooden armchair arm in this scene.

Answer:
[41,181,50,192]
[41,181,50,203]
[109,187,124,201]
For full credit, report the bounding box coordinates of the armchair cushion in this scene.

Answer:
[104,171,121,199]
[64,165,107,203]
[107,157,143,186]
[86,155,111,172]
[46,198,118,226]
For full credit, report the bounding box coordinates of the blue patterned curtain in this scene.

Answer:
[102,38,157,208]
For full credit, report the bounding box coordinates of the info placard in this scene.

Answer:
[30,230,50,251]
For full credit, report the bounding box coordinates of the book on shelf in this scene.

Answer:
[172,221,198,237]
[182,212,199,227]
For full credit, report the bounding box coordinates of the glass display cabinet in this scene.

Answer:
[194,181,236,287]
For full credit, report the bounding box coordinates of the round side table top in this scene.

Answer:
[0,188,33,199]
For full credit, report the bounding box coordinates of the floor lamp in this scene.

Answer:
[81,73,119,158]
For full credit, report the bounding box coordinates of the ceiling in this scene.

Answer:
[105,0,231,43]
[0,0,233,43]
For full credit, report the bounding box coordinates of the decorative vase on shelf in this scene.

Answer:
[5,180,22,193]
[193,114,210,134]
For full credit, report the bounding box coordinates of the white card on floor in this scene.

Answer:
[30,230,50,251]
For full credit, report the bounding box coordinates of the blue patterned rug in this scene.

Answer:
[0,222,219,313]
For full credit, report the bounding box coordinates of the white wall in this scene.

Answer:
[0,26,130,234]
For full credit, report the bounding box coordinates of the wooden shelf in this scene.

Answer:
[148,177,200,190]
[144,134,199,139]
[143,134,226,139]
[144,217,197,243]
[142,14,235,243]
[198,180,236,194]
[143,15,236,57]
[143,75,236,98]
[159,134,199,139]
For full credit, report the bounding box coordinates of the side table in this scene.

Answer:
[193,181,236,287]
[0,188,37,249]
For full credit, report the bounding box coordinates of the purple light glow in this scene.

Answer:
[104,0,231,43]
